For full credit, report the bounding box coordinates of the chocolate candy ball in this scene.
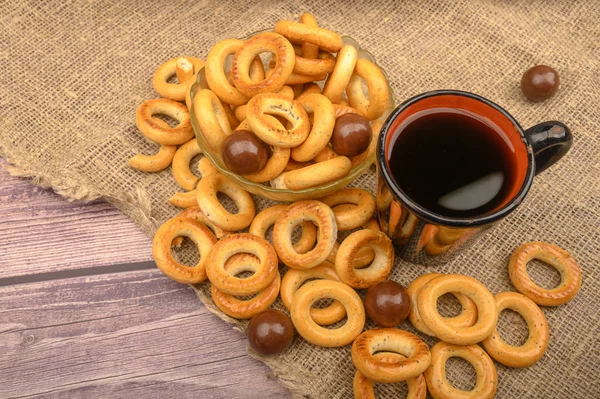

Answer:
[364,280,410,327]
[331,113,373,157]
[521,65,560,102]
[221,130,269,174]
[247,309,294,355]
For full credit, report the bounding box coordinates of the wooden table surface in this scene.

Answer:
[0,161,291,398]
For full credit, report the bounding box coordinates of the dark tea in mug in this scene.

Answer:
[387,108,518,218]
[377,90,572,264]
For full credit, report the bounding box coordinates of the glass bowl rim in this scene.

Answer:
[189,30,396,196]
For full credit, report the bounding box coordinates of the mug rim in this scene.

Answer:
[377,89,535,228]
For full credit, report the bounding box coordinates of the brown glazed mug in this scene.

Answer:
[376,90,572,265]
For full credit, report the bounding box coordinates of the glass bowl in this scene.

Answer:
[189,31,395,202]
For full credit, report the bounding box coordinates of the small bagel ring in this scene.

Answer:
[283,159,313,172]
[284,71,328,85]
[273,200,337,269]
[175,206,229,239]
[299,13,319,59]
[246,93,310,148]
[280,263,345,325]
[172,138,202,190]
[323,45,358,104]
[424,342,497,399]
[346,58,389,120]
[234,114,284,133]
[418,274,498,345]
[335,230,394,289]
[266,62,328,85]
[482,292,549,368]
[195,172,255,231]
[406,273,478,336]
[205,233,278,296]
[290,94,335,162]
[130,117,177,172]
[243,146,291,183]
[327,238,375,269]
[290,280,365,347]
[231,32,295,97]
[152,217,217,284]
[136,98,194,145]
[351,328,431,383]
[205,39,265,105]
[153,57,204,101]
[129,144,177,172]
[353,353,427,399]
[193,89,232,151]
[250,204,317,254]
[168,189,197,209]
[313,145,338,162]
[319,188,376,231]
[235,112,287,133]
[293,52,336,76]
[211,254,281,320]
[129,120,177,172]
[274,20,342,53]
[508,241,582,306]
[344,218,381,268]
[340,217,385,265]
[270,156,351,190]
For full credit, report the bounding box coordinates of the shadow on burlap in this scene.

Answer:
[1,1,599,397]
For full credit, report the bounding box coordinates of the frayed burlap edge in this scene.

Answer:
[1,147,161,237]
[0,148,308,398]
[0,152,100,202]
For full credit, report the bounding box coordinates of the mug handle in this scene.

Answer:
[524,121,572,175]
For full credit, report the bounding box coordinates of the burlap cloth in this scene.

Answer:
[1,0,599,397]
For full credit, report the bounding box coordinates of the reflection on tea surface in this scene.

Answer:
[387,108,516,218]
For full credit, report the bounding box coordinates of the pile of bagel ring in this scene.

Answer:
[153,190,582,399]
[153,190,391,319]
[351,242,581,399]
[128,12,583,399]
[129,13,390,197]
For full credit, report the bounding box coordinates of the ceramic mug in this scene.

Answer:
[376,90,572,265]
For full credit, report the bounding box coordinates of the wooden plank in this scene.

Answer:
[0,269,290,398]
[0,162,153,279]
